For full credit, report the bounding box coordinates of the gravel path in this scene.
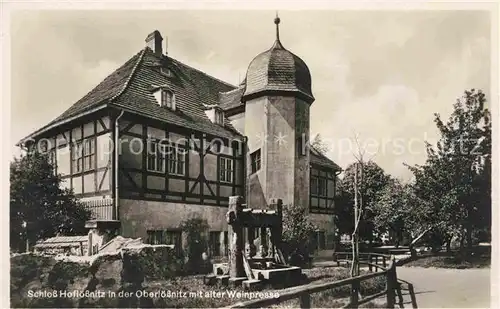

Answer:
[396,266,490,308]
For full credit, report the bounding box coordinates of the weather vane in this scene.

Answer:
[274,11,281,41]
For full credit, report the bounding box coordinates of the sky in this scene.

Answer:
[10,10,492,180]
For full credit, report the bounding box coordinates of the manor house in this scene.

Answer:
[19,17,341,256]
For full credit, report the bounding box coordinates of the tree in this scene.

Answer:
[311,133,330,155]
[333,178,355,236]
[341,160,391,242]
[10,152,91,252]
[372,179,406,247]
[372,179,434,253]
[407,89,491,257]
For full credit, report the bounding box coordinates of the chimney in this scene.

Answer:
[145,30,163,56]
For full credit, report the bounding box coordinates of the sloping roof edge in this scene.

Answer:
[310,146,343,171]
[110,48,148,101]
[110,102,243,139]
[16,104,109,146]
[16,48,148,146]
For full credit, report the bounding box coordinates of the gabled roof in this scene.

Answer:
[51,50,144,123]
[310,146,342,171]
[19,47,243,144]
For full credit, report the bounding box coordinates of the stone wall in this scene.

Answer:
[119,198,335,252]
[120,198,228,239]
[10,244,182,308]
[309,213,336,250]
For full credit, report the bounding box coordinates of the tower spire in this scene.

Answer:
[274,11,281,42]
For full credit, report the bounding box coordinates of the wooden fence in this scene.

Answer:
[82,199,114,221]
[227,252,417,309]
[334,251,389,272]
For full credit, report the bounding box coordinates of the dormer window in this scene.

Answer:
[215,109,224,125]
[160,67,171,77]
[161,89,175,110]
[203,103,224,125]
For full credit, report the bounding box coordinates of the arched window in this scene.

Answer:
[161,89,175,110]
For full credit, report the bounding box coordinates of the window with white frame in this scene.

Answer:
[147,140,165,173]
[219,157,234,183]
[72,138,95,173]
[166,145,185,176]
[161,89,175,110]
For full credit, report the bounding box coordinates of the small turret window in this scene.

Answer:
[250,149,261,174]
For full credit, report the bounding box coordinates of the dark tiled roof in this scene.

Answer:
[112,48,241,138]
[310,146,342,171]
[243,40,314,102]
[22,47,243,142]
[219,87,245,111]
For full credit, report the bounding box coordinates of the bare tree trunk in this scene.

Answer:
[459,227,466,257]
[351,163,360,277]
[409,227,433,257]
[466,222,473,260]
[351,233,358,276]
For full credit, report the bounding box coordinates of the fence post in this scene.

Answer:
[386,256,396,308]
[396,283,405,308]
[368,254,372,272]
[350,279,360,309]
[228,196,245,278]
[408,283,418,309]
[383,256,387,268]
[392,257,405,308]
[300,293,311,308]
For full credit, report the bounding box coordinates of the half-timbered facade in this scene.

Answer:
[18,18,342,254]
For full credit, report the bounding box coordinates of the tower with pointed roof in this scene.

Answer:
[242,15,315,209]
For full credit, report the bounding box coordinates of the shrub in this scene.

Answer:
[282,204,317,267]
[180,217,210,274]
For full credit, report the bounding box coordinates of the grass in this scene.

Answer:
[142,266,386,308]
[402,251,490,269]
